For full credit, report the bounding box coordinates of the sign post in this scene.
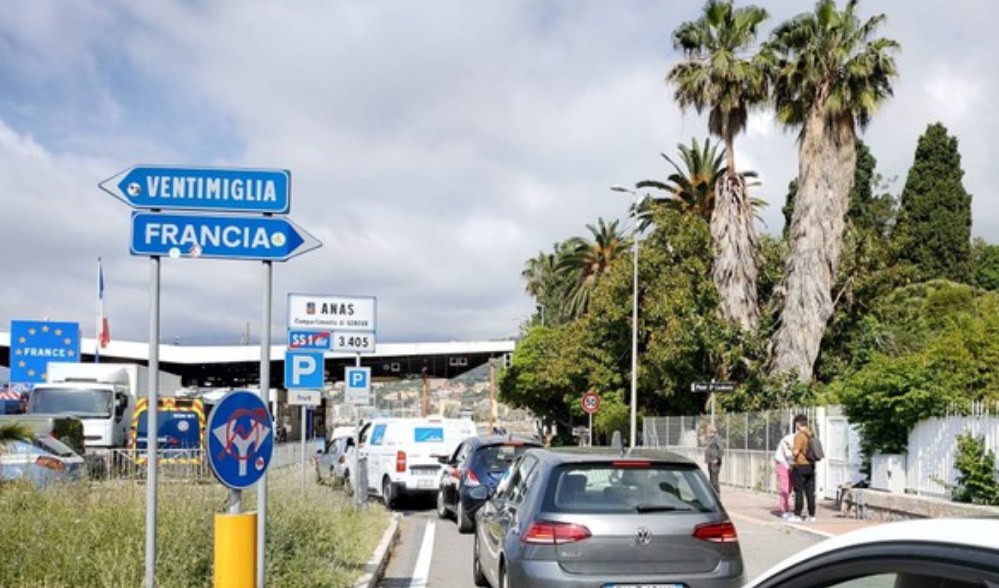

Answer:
[285,350,324,491]
[345,366,371,508]
[690,380,736,427]
[581,391,601,446]
[206,389,274,588]
[101,162,320,588]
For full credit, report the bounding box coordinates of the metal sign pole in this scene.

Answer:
[353,353,362,509]
[589,412,593,446]
[257,260,272,588]
[301,404,307,492]
[145,255,161,588]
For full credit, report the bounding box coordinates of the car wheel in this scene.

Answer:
[343,470,353,496]
[457,498,474,533]
[472,532,489,587]
[382,477,395,509]
[436,488,450,519]
[498,561,509,588]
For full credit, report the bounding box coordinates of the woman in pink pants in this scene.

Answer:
[774,432,795,518]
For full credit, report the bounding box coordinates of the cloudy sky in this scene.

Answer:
[0,1,995,347]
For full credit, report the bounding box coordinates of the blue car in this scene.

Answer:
[437,436,543,532]
[1,435,86,488]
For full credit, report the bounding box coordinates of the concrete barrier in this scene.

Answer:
[843,488,999,521]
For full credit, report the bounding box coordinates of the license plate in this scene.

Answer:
[604,584,684,588]
[416,478,435,489]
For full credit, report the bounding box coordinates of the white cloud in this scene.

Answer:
[1,1,998,346]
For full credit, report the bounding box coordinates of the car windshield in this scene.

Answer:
[543,462,719,514]
[474,443,535,471]
[29,387,113,417]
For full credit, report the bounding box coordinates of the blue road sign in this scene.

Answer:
[345,366,371,405]
[130,212,321,261]
[100,165,290,214]
[207,390,274,489]
[9,320,80,383]
[284,350,324,389]
[287,330,331,351]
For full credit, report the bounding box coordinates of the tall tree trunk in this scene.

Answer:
[711,173,759,330]
[769,108,857,382]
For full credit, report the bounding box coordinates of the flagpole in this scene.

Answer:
[95,257,101,364]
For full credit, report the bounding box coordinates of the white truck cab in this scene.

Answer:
[27,363,181,457]
[358,417,476,508]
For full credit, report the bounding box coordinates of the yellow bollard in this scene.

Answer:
[214,512,257,588]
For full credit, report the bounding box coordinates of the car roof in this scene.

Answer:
[467,435,543,447]
[525,446,697,466]
[744,518,999,587]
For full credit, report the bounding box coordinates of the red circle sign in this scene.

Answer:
[581,391,601,414]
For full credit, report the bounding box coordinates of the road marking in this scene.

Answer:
[408,521,436,588]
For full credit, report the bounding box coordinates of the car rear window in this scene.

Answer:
[474,443,535,471]
[543,462,719,514]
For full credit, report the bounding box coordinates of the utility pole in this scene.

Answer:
[488,357,495,433]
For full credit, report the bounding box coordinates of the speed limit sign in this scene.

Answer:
[581,391,601,415]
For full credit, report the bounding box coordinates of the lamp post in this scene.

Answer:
[611,185,641,449]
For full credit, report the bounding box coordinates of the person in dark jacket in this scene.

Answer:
[704,424,723,495]
[789,414,816,522]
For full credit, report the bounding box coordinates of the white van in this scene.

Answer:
[358,417,476,507]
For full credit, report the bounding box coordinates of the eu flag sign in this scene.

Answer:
[10,320,80,383]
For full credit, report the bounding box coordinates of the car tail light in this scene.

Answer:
[35,456,65,472]
[693,520,738,543]
[522,521,591,544]
[464,469,481,487]
[396,451,407,473]
[612,461,651,468]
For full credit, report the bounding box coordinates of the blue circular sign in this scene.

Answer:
[206,389,274,489]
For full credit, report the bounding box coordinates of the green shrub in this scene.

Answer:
[0,469,388,587]
[952,432,999,506]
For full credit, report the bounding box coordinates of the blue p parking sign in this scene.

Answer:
[207,390,274,489]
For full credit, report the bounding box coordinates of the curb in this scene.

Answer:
[728,511,834,540]
[353,512,402,588]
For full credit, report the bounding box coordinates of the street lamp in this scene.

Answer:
[611,184,641,449]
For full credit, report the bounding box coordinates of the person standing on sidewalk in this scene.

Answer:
[773,431,795,519]
[789,414,816,522]
[704,425,723,496]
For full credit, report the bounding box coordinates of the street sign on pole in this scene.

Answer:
[9,320,80,383]
[288,330,331,350]
[581,390,601,415]
[207,390,274,489]
[690,381,736,393]
[287,389,321,406]
[284,350,325,389]
[100,165,291,214]
[345,366,371,405]
[130,212,321,261]
[287,294,377,333]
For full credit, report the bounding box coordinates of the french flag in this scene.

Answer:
[97,258,110,349]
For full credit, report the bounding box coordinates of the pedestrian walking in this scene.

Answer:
[704,425,723,496]
[789,414,817,522]
[773,431,795,519]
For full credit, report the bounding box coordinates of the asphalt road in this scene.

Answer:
[378,496,825,588]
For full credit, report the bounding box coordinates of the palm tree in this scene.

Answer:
[635,137,761,230]
[765,0,898,382]
[667,0,770,331]
[560,219,628,318]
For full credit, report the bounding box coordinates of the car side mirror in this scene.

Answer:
[115,396,128,418]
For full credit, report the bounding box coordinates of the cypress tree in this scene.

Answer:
[894,123,973,282]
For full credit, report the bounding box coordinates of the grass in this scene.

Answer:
[0,467,389,587]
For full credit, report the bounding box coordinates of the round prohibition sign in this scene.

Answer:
[581,391,601,415]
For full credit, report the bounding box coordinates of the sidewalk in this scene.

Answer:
[719,486,878,539]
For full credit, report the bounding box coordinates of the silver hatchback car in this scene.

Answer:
[472,448,744,588]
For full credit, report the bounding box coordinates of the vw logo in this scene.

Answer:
[635,526,653,545]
